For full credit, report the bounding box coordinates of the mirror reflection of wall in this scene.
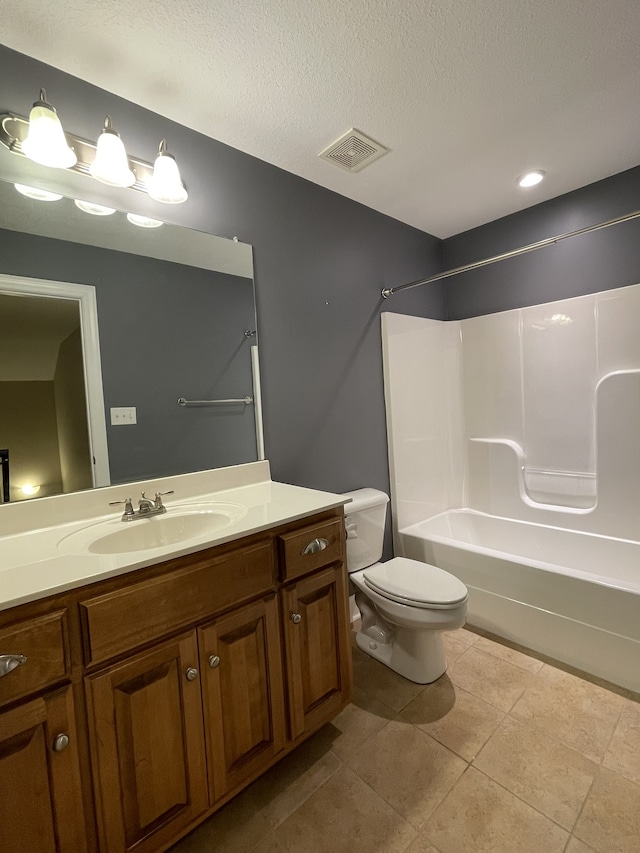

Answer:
[0,292,91,500]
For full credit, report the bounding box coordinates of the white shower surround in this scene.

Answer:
[381,284,640,692]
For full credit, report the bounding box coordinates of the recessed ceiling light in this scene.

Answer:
[14,183,63,201]
[518,170,545,188]
[74,199,117,216]
[126,212,163,228]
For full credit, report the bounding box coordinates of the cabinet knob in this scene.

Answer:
[301,537,329,555]
[185,667,199,681]
[208,655,220,669]
[52,733,70,752]
[0,654,27,677]
[290,612,302,624]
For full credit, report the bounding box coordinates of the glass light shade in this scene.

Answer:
[21,91,77,169]
[518,170,545,188]
[127,213,163,228]
[89,117,135,187]
[74,199,117,216]
[15,183,63,201]
[147,140,188,204]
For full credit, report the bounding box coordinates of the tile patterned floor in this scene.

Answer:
[170,629,640,853]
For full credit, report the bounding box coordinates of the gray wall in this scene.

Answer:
[443,167,640,319]
[0,45,444,547]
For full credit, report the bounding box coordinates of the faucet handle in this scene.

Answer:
[109,497,134,517]
[154,490,174,508]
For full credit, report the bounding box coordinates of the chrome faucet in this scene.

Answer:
[109,490,174,521]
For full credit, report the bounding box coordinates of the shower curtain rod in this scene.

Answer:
[381,208,640,299]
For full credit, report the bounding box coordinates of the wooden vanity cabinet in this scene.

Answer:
[282,564,352,740]
[198,594,286,803]
[85,632,209,853]
[0,608,87,853]
[0,506,351,853]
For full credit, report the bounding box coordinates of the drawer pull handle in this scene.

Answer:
[53,733,70,752]
[208,655,220,669]
[291,613,302,624]
[0,654,27,677]
[185,667,199,682]
[302,537,329,555]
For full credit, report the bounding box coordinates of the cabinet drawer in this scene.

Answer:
[278,517,345,581]
[0,611,69,706]
[80,540,275,666]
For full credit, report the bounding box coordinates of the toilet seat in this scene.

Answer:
[362,557,468,610]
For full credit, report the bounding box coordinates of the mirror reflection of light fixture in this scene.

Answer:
[21,90,77,169]
[147,140,188,204]
[126,212,163,228]
[14,183,63,201]
[89,116,136,187]
[20,483,41,497]
[74,199,117,216]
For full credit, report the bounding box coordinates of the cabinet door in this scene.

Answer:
[199,596,286,802]
[85,632,208,853]
[282,565,353,740]
[0,686,86,853]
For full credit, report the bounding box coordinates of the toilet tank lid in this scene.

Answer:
[342,488,389,513]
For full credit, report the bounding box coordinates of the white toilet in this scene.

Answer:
[344,488,468,684]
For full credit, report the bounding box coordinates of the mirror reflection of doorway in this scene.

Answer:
[0,284,105,501]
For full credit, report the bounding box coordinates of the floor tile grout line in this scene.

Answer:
[255,750,346,833]
[335,760,425,840]
[598,696,627,770]
[471,637,546,674]
[497,709,604,769]
[469,765,574,838]
[505,703,619,766]
[343,723,469,833]
[331,713,395,764]
[470,746,592,837]
[569,769,601,852]
[406,705,508,764]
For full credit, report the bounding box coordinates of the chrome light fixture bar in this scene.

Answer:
[0,109,187,203]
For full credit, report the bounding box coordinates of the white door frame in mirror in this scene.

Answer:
[0,273,110,489]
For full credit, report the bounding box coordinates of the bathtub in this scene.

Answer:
[399,510,640,693]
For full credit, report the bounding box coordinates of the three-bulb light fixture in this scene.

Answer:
[3,89,189,226]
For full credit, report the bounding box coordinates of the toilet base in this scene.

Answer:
[356,625,447,684]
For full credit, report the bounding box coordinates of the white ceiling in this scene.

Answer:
[2,0,639,238]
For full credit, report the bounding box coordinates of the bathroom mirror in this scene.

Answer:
[0,174,261,504]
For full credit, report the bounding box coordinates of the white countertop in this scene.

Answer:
[0,462,349,611]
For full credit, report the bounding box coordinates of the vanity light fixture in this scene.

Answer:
[518,170,545,188]
[74,199,117,216]
[146,140,188,204]
[21,89,77,169]
[126,213,163,228]
[89,116,136,187]
[0,95,188,205]
[14,183,63,201]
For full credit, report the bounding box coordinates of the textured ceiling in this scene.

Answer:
[2,0,639,238]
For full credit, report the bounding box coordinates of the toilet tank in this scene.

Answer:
[342,488,389,573]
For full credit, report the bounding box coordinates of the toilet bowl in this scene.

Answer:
[343,489,468,684]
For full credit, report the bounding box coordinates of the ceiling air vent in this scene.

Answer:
[319,128,389,173]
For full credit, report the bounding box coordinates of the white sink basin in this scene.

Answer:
[58,502,248,555]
